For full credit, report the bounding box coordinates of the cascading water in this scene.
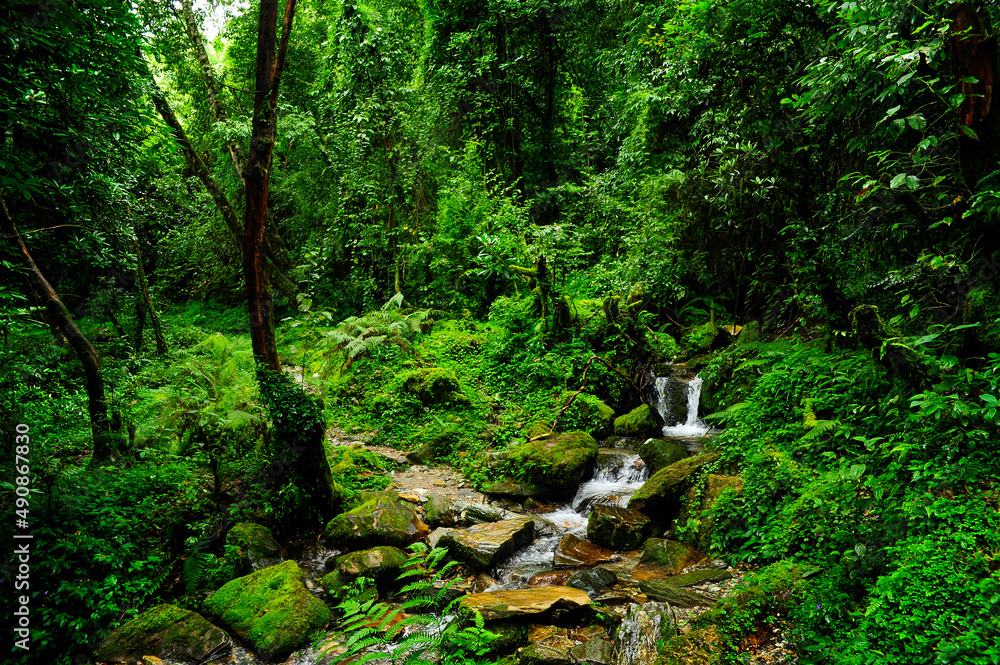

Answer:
[490,450,648,588]
[657,375,710,438]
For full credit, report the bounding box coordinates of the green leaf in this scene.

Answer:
[959,124,979,139]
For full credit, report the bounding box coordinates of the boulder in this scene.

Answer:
[423,494,454,526]
[519,643,573,665]
[613,602,675,665]
[613,404,658,437]
[204,561,331,661]
[655,626,724,665]
[558,391,616,439]
[506,431,599,490]
[635,539,702,578]
[438,516,535,571]
[320,546,409,594]
[638,438,688,473]
[400,367,468,406]
[324,492,430,548]
[452,500,510,525]
[570,637,614,665]
[93,604,230,664]
[628,453,720,521]
[485,479,557,498]
[225,522,286,574]
[529,571,573,587]
[567,568,617,598]
[652,375,692,427]
[459,586,592,620]
[428,526,453,548]
[587,505,651,551]
[637,579,717,607]
[553,534,616,567]
[666,569,733,587]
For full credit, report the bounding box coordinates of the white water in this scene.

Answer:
[490,450,648,588]
[660,375,710,437]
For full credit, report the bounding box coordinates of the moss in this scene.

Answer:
[639,538,699,575]
[629,452,720,520]
[684,321,721,354]
[526,420,553,438]
[225,523,284,575]
[400,367,469,406]
[324,492,429,548]
[558,392,615,438]
[677,475,743,551]
[506,430,598,489]
[693,560,807,638]
[204,561,331,661]
[655,626,724,665]
[93,604,230,664]
[613,404,658,437]
[639,438,688,473]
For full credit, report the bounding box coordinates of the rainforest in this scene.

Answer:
[2,0,1000,664]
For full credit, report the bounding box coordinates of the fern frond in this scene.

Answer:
[702,402,747,424]
[800,419,842,441]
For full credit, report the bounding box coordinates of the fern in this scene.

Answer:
[332,544,496,665]
[182,550,213,591]
[703,401,747,425]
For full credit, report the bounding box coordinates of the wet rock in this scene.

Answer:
[225,522,286,575]
[554,534,616,567]
[439,516,535,571]
[666,569,733,587]
[587,505,651,551]
[638,438,688,473]
[613,404,658,437]
[654,375,691,427]
[637,579,717,607]
[320,546,409,596]
[453,500,509,524]
[485,480,557,498]
[529,571,573,587]
[204,561,331,661]
[628,453,720,521]
[612,601,675,665]
[473,572,499,593]
[93,604,230,664]
[635,539,702,577]
[428,526,453,548]
[656,626,724,665]
[424,494,454,526]
[459,586,592,620]
[570,637,614,665]
[324,492,430,549]
[519,643,573,665]
[506,431,599,490]
[567,568,617,598]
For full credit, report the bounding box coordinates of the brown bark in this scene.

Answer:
[244,0,296,371]
[177,0,246,185]
[145,70,299,301]
[131,229,167,355]
[1,200,115,464]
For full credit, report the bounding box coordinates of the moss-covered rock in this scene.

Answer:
[613,404,658,437]
[93,604,230,664]
[324,492,430,548]
[655,626,724,665]
[587,505,651,551]
[319,546,409,597]
[638,438,688,473]
[637,538,702,576]
[400,367,469,406]
[423,494,454,526]
[225,522,285,575]
[638,579,716,607]
[506,431,598,490]
[628,452,720,522]
[519,643,574,665]
[204,561,330,661]
[558,392,615,439]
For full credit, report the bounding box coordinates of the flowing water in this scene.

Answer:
[657,374,711,438]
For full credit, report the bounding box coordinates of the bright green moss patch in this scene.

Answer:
[613,404,658,437]
[204,561,330,660]
[506,430,598,489]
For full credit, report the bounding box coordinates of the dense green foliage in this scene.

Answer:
[3,0,1000,663]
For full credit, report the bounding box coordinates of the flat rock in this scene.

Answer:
[93,604,230,664]
[634,539,702,578]
[638,579,717,607]
[439,516,535,571]
[587,505,651,551]
[428,526,453,549]
[459,586,592,620]
[554,534,616,567]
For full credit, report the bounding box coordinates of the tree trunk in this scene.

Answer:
[1,200,116,464]
[177,0,246,185]
[131,229,168,355]
[145,70,299,301]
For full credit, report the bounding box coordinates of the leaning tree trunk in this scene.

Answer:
[1,200,116,464]
[131,228,167,355]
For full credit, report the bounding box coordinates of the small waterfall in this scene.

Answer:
[658,375,710,438]
[490,450,648,588]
